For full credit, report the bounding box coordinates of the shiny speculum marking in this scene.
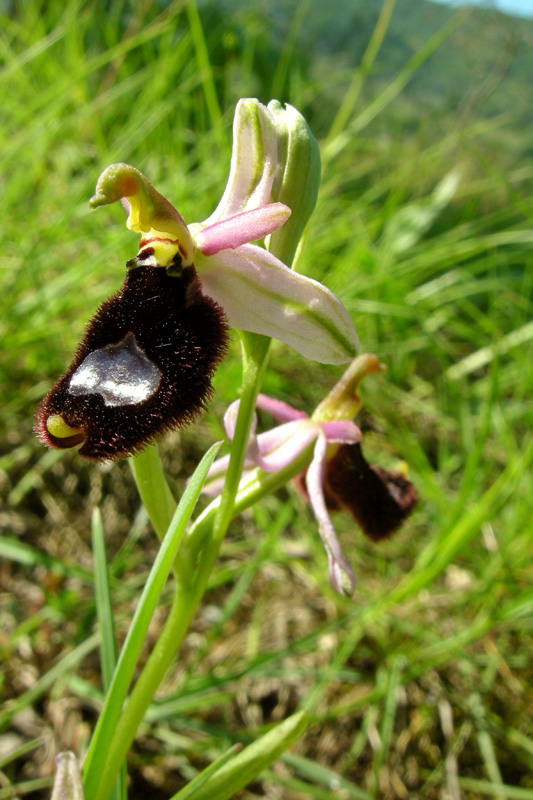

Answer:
[69,332,161,407]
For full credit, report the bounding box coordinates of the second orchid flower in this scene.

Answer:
[203,355,418,596]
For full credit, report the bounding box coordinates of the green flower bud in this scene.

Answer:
[266,100,321,267]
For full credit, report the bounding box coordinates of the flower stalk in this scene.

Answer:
[129,445,176,542]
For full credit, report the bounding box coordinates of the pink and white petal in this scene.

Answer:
[256,393,308,422]
[196,244,358,365]
[195,204,291,256]
[203,99,278,225]
[202,458,256,497]
[319,419,362,444]
[306,434,357,596]
[223,399,244,441]
[223,399,267,467]
[253,420,318,472]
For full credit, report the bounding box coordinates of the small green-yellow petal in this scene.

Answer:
[312,354,384,422]
[90,163,195,266]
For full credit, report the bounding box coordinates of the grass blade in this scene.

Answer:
[82,441,221,800]
[91,508,127,800]
[178,711,308,800]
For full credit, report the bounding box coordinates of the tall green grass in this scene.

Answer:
[1,1,532,798]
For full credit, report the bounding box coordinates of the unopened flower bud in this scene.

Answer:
[51,752,84,800]
[266,100,321,267]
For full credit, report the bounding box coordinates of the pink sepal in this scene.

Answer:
[253,421,318,472]
[318,419,362,444]
[198,243,358,365]
[306,434,357,596]
[256,393,308,422]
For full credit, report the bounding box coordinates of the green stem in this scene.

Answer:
[94,423,316,800]
[189,438,316,543]
[129,444,176,541]
[130,444,180,581]
[90,588,193,800]
[91,333,271,800]
[186,332,271,590]
[84,444,221,800]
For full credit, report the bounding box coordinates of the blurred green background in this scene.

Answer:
[1,1,532,798]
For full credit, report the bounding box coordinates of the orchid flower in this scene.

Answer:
[90,99,357,365]
[36,99,358,461]
[203,355,417,596]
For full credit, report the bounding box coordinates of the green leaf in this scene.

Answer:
[91,508,117,691]
[182,711,308,800]
[169,744,242,800]
[0,535,92,582]
[83,441,222,800]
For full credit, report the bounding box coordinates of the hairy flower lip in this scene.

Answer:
[323,443,418,542]
[36,266,229,461]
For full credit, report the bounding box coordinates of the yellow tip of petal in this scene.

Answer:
[89,163,196,266]
[47,415,82,439]
[393,460,410,477]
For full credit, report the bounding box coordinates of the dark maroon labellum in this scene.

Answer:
[323,443,417,541]
[35,265,228,461]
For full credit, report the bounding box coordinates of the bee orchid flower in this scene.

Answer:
[203,355,417,596]
[92,99,357,364]
[36,99,358,461]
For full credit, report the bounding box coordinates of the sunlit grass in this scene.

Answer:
[1,0,532,798]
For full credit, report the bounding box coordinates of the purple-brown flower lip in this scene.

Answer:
[36,265,228,461]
